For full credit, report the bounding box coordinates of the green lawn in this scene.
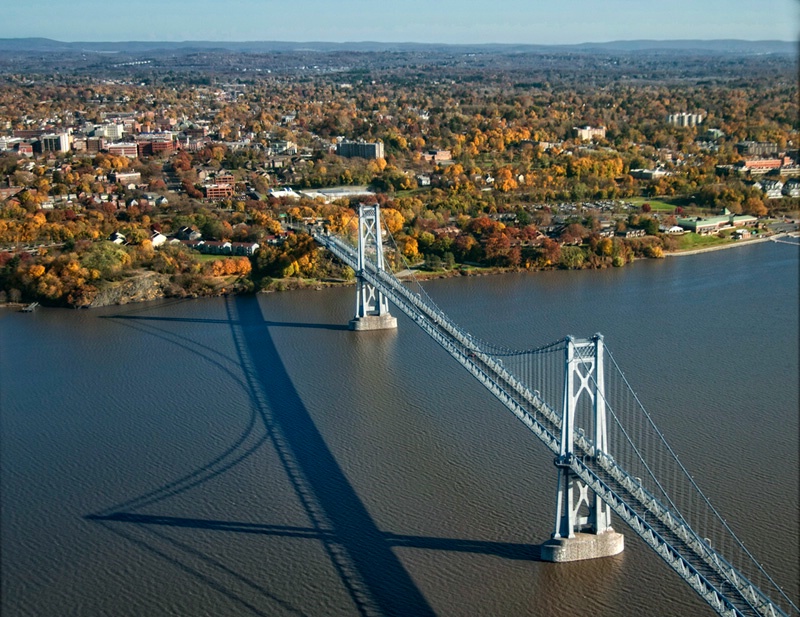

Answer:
[194,254,230,262]
[628,197,677,213]
[673,233,731,250]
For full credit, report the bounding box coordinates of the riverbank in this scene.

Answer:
[666,232,799,257]
[4,231,797,310]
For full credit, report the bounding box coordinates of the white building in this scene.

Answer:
[754,179,784,199]
[666,113,704,127]
[151,231,168,247]
[573,126,606,141]
[40,133,71,152]
[95,123,125,140]
[781,179,800,198]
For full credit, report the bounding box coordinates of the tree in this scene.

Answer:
[382,208,405,234]
[559,246,586,269]
[743,196,767,216]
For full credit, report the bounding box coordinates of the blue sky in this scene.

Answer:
[4,0,798,44]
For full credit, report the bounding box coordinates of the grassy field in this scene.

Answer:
[195,254,230,262]
[673,233,731,250]
[627,197,678,213]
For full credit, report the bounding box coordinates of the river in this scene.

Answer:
[1,241,797,616]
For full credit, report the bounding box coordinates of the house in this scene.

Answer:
[109,232,126,244]
[782,179,800,198]
[176,226,202,241]
[616,229,646,238]
[201,241,233,255]
[231,242,260,256]
[754,179,784,199]
[150,231,167,247]
[0,187,24,201]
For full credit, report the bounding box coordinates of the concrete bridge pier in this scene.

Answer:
[350,204,397,331]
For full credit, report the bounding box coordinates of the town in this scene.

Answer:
[0,41,797,307]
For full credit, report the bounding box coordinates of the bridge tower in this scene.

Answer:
[541,334,624,562]
[349,204,398,331]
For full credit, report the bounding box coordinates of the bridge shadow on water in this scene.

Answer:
[85,297,539,616]
[85,512,542,563]
[227,295,436,616]
[87,296,545,616]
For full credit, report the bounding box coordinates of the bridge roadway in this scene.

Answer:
[314,231,792,617]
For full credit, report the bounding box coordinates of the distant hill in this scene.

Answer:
[0,38,795,55]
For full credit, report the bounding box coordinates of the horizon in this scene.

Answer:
[5,0,798,45]
[2,36,797,45]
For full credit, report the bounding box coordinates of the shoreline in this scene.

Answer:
[3,232,797,311]
[666,231,799,257]
[665,233,774,257]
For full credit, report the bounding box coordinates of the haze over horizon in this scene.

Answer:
[5,0,798,45]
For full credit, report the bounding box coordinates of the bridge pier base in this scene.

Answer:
[541,530,624,562]
[349,314,398,331]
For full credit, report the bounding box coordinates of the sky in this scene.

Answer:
[3,0,798,44]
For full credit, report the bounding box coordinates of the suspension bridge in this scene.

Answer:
[308,204,798,617]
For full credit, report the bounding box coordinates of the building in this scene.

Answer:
[136,132,175,156]
[150,231,168,247]
[214,172,235,185]
[781,178,800,198]
[271,140,298,155]
[736,141,779,157]
[616,229,646,238]
[109,171,142,184]
[95,123,125,140]
[0,137,23,151]
[701,128,726,140]
[232,241,260,256]
[40,133,71,153]
[754,179,784,199]
[666,113,704,127]
[678,213,758,235]
[183,126,208,139]
[421,149,452,162]
[107,142,139,158]
[13,129,46,139]
[204,183,235,199]
[737,158,788,175]
[573,126,606,141]
[336,140,384,159]
[85,137,105,153]
[630,168,670,180]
